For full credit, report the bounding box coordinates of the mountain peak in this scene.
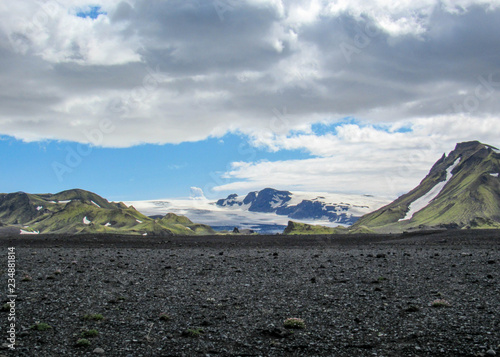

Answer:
[455,140,482,150]
[353,141,500,232]
[451,140,499,158]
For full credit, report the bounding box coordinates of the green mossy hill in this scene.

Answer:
[0,192,41,225]
[283,221,348,235]
[352,141,500,233]
[159,213,214,235]
[39,189,119,210]
[161,213,194,225]
[0,189,125,225]
[0,189,214,236]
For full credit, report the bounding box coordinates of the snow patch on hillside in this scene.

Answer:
[83,216,91,225]
[20,229,39,235]
[91,201,101,208]
[36,206,43,211]
[399,158,461,221]
[270,197,286,209]
[490,173,499,177]
[136,219,143,223]
[217,194,245,207]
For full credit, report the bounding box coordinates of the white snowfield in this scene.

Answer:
[127,198,294,228]
[83,216,91,225]
[20,229,39,235]
[136,219,143,224]
[91,201,101,208]
[286,191,387,217]
[36,206,43,211]
[399,158,461,221]
[126,191,390,228]
[105,222,112,227]
[490,173,499,178]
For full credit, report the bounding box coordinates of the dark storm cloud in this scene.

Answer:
[118,0,289,74]
[0,1,499,146]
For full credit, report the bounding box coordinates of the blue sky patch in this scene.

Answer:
[0,133,313,201]
[310,118,413,135]
[392,125,413,133]
[310,117,363,135]
[76,6,106,19]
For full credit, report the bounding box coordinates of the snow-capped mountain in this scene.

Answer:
[216,188,389,225]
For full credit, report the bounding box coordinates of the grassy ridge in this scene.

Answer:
[283,221,348,235]
[0,189,215,236]
[352,141,500,233]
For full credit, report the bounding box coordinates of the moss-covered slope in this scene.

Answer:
[352,141,500,233]
[283,221,349,235]
[284,141,500,235]
[0,189,215,235]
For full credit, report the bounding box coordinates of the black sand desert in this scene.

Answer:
[1,230,499,357]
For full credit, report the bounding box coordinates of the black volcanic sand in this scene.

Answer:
[0,231,499,357]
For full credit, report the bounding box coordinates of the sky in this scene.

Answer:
[1,0,500,201]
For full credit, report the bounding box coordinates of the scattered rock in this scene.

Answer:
[405,305,420,313]
[261,326,292,339]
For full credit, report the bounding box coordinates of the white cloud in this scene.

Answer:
[215,116,500,197]
[2,1,140,65]
[190,187,206,200]
[286,0,324,26]
[326,0,435,36]
[325,0,500,36]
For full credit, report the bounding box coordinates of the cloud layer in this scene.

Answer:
[1,1,500,196]
[1,0,500,145]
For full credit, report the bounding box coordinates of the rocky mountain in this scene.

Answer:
[0,189,214,235]
[216,188,386,225]
[351,141,500,233]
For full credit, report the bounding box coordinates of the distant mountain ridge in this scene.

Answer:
[216,188,385,225]
[351,141,500,233]
[0,189,214,235]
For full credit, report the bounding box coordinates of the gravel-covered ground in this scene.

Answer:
[0,230,499,356]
